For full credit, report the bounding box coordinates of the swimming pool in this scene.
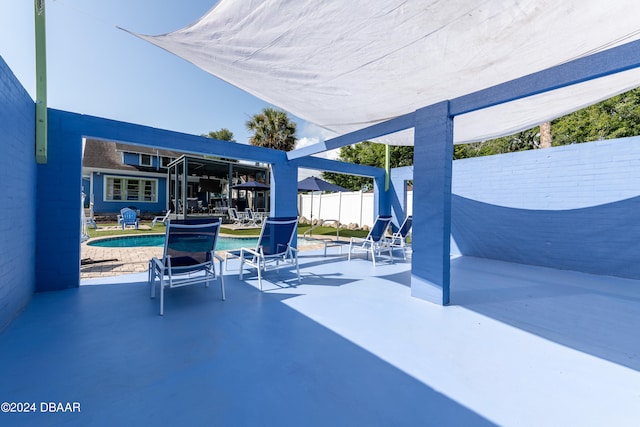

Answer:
[88,234,259,250]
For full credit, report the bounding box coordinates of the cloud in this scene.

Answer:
[296,122,340,160]
[295,123,341,179]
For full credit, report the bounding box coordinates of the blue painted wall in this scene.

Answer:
[0,56,37,329]
[451,137,640,279]
[36,110,291,292]
[36,111,84,292]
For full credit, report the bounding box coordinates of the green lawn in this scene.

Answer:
[86,223,368,239]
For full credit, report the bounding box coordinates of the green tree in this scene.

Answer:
[454,127,541,159]
[551,88,640,145]
[203,128,235,142]
[322,141,414,191]
[245,107,297,151]
[202,128,238,162]
[455,87,640,159]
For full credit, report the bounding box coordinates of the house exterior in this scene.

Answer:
[82,138,270,219]
[82,139,182,217]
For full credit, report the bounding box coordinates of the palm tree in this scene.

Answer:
[204,128,235,142]
[245,107,297,151]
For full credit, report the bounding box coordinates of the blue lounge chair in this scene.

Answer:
[386,215,412,259]
[148,220,225,315]
[347,215,394,266]
[229,217,300,291]
[119,207,139,230]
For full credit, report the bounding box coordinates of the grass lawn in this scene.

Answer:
[86,223,368,239]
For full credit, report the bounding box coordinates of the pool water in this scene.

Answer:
[88,235,259,250]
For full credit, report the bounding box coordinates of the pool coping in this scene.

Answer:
[80,233,332,280]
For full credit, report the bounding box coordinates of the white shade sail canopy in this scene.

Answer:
[129,0,640,146]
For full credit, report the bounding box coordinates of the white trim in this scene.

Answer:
[139,153,153,167]
[103,175,159,203]
[83,167,166,179]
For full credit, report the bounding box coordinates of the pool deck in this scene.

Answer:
[80,233,332,279]
[2,249,640,426]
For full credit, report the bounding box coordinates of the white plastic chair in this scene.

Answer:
[151,210,172,228]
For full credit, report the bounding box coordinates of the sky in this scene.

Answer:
[0,0,330,157]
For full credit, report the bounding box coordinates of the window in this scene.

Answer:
[140,154,152,167]
[161,156,173,168]
[105,176,157,202]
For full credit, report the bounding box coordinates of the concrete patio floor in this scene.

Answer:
[1,250,639,426]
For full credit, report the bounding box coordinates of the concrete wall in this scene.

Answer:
[451,137,640,279]
[0,56,37,329]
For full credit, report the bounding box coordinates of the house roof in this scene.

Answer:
[126,0,640,146]
[83,139,132,172]
[83,139,182,173]
[83,139,269,178]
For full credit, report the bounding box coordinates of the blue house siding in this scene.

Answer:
[0,56,37,329]
[451,137,640,279]
[91,171,168,215]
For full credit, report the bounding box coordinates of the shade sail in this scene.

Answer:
[128,0,640,146]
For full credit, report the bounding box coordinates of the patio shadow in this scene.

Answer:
[451,256,640,372]
[0,273,494,427]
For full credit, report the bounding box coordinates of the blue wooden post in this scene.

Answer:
[373,174,390,220]
[390,166,413,230]
[270,161,299,218]
[411,102,453,305]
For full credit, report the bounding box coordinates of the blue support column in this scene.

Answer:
[36,112,82,291]
[390,166,413,230]
[411,102,453,305]
[270,161,299,217]
[373,174,390,220]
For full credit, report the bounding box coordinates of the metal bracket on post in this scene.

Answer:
[35,0,48,164]
[384,144,390,191]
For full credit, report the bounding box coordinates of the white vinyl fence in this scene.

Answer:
[298,190,413,227]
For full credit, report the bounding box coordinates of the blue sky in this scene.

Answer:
[0,0,326,148]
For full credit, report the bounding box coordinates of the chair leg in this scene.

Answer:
[159,281,165,316]
[148,261,154,298]
[218,260,226,301]
[257,266,263,291]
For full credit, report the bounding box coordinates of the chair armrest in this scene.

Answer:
[151,256,166,270]
[240,247,261,258]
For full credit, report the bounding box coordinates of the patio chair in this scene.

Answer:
[385,215,412,260]
[148,220,225,315]
[244,208,263,227]
[347,215,394,266]
[151,210,172,228]
[119,207,139,230]
[228,207,247,226]
[227,217,300,291]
